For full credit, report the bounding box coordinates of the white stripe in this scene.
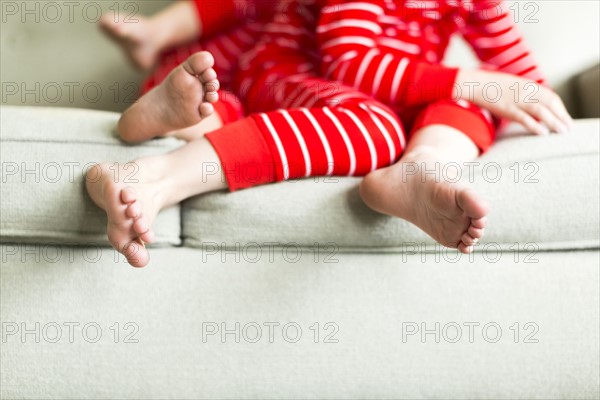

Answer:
[338,61,352,82]
[265,24,308,36]
[285,73,313,83]
[340,108,378,172]
[322,36,376,49]
[325,50,358,78]
[354,48,379,88]
[486,44,527,66]
[369,105,406,149]
[360,103,395,163]
[279,110,312,177]
[470,29,519,48]
[322,2,384,15]
[234,30,254,44]
[425,33,441,44]
[289,86,315,108]
[390,58,409,103]
[290,78,337,108]
[378,38,421,54]
[456,99,471,109]
[239,78,252,93]
[379,15,404,25]
[317,19,382,34]
[296,62,314,72]
[220,35,241,56]
[481,14,514,33]
[274,38,300,49]
[481,109,493,123]
[327,92,371,105]
[305,82,348,108]
[372,53,394,95]
[422,10,441,20]
[300,108,334,176]
[323,108,356,176]
[259,113,289,180]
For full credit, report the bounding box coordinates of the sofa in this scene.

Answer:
[1,1,599,398]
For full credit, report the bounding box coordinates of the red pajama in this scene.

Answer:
[143,0,407,191]
[317,0,546,151]
[142,0,545,191]
[206,80,405,190]
[205,0,406,190]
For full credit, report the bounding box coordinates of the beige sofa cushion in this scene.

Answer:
[0,106,182,246]
[182,119,600,251]
[2,245,598,398]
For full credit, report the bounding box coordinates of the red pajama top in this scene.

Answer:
[317,0,546,110]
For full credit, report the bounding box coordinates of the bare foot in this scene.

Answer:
[99,14,161,71]
[360,153,489,253]
[85,161,166,267]
[118,52,219,143]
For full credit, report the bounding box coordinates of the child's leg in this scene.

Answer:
[117,52,222,143]
[167,91,244,141]
[141,18,264,96]
[100,1,200,70]
[86,137,227,267]
[359,100,493,253]
[117,20,255,142]
[88,83,404,266]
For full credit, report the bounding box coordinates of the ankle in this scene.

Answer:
[401,145,446,164]
[145,18,168,51]
[133,157,172,210]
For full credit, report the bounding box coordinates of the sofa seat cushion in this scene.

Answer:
[0,106,183,246]
[2,245,598,398]
[182,119,600,251]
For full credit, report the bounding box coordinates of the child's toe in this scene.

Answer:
[468,226,484,238]
[199,103,214,118]
[121,187,137,204]
[461,232,477,246]
[185,52,215,75]
[204,89,219,103]
[124,241,149,268]
[140,229,156,244]
[458,243,474,254]
[126,200,142,218]
[471,217,487,229]
[201,68,217,83]
[133,215,150,234]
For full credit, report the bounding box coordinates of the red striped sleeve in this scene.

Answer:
[459,0,545,84]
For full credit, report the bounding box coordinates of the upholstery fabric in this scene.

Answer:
[0,106,183,246]
[183,120,600,251]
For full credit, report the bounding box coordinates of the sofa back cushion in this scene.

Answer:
[182,120,600,252]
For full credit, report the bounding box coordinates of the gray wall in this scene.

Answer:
[1,0,599,114]
[1,0,170,112]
